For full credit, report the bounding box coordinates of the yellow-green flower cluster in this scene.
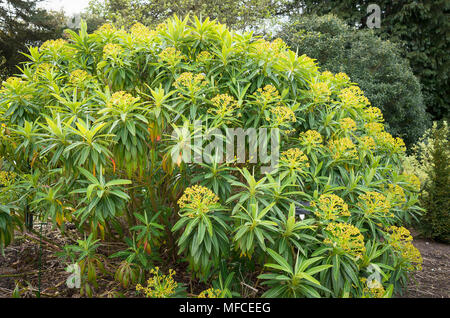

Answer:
[174,72,208,93]
[252,38,286,59]
[377,131,406,153]
[196,51,212,63]
[364,122,385,135]
[311,194,350,220]
[360,278,385,298]
[320,71,350,90]
[280,148,309,171]
[387,184,406,206]
[0,171,17,186]
[364,107,384,123]
[338,86,370,109]
[2,76,24,90]
[103,43,123,59]
[269,105,296,125]
[177,185,219,216]
[319,71,334,82]
[299,130,323,147]
[130,23,155,41]
[108,91,140,109]
[95,23,117,35]
[328,137,357,160]
[358,191,392,217]
[253,85,281,105]
[40,39,67,51]
[36,63,54,75]
[340,117,357,131]
[69,69,91,86]
[309,81,331,104]
[335,72,350,84]
[324,222,365,258]
[158,47,184,66]
[208,93,239,117]
[401,173,421,192]
[198,288,222,298]
[386,226,423,271]
[358,136,376,150]
[136,267,178,298]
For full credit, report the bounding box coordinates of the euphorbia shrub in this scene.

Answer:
[0,16,422,297]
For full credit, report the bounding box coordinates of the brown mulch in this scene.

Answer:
[0,223,212,298]
[398,235,450,298]
[0,224,448,298]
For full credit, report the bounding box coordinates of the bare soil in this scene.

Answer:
[399,236,450,298]
[0,224,448,298]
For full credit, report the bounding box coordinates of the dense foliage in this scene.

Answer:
[296,0,449,121]
[404,122,450,243]
[0,16,423,297]
[278,14,429,146]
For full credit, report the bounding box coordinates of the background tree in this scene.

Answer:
[83,0,281,31]
[0,0,66,78]
[289,0,449,122]
[279,14,429,146]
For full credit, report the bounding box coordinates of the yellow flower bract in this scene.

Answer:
[159,47,184,66]
[70,69,91,86]
[130,23,156,41]
[299,130,323,146]
[339,86,370,109]
[359,136,376,150]
[40,39,67,51]
[324,222,365,258]
[328,137,357,160]
[178,185,219,215]
[108,91,140,108]
[198,288,222,298]
[310,81,331,104]
[270,105,296,124]
[136,267,178,298]
[364,107,384,122]
[103,43,123,58]
[340,117,357,131]
[208,93,239,117]
[174,72,208,93]
[387,226,423,271]
[0,171,17,186]
[360,277,385,298]
[280,148,309,171]
[311,194,350,220]
[358,191,392,217]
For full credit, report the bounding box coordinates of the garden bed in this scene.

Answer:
[398,232,449,298]
[0,226,448,298]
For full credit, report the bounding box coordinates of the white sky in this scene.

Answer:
[40,0,90,15]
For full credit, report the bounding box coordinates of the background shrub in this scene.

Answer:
[405,122,450,242]
[297,0,449,123]
[278,14,430,146]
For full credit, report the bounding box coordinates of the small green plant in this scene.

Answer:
[258,248,331,297]
[172,185,230,279]
[136,267,186,298]
[59,234,107,297]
